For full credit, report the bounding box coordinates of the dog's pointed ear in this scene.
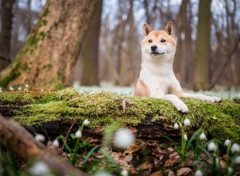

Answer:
[143,23,152,37]
[164,22,174,37]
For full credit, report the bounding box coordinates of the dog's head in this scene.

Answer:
[141,22,176,60]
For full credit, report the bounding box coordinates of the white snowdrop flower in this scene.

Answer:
[90,91,95,94]
[9,86,14,91]
[184,134,188,140]
[83,119,90,126]
[18,87,22,91]
[25,84,29,88]
[228,167,233,173]
[174,123,179,129]
[30,161,50,175]
[79,90,84,93]
[183,118,190,126]
[41,89,44,92]
[35,134,45,142]
[75,130,82,138]
[195,170,203,176]
[199,133,207,140]
[114,128,135,149]
[235,156,240,164]
[231,143,240,153]
[208,142,217,152]
[53,139,59,148]
[24,88,28,91]
[121,170,128,176]
[0,89,2,93]
[224,139,231,146]
[93,171,112,176]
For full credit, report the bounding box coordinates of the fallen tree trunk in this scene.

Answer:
[0,88,239,141]
[0,114,89,176]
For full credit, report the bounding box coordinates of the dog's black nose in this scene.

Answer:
[151,45,157,51]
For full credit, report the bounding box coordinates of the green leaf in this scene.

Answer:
[82,146,98,170]
[100,148,121,175]
[70,133,76,139]
[186,128,202,151]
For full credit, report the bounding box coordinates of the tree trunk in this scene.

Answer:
[193,0,211,90]
[0,114,89,176]
[80,0,102,86]
[120,0,135,86]
[0,0,99,90]
[0,0,16,72]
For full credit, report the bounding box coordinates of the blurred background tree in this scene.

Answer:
[0,0,239,90]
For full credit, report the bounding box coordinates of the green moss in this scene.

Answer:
[42,7,49,17]
[0,88,240,141]
[57,71,62,80]
[54,84,64,90]
[43,64,53,69]
[42,19,48,26]
[21,63,30,71]
[0,62,21,88]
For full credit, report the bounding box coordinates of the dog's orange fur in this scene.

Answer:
[133,78,150,97]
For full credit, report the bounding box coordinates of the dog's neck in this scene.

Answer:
[141,52,175,76]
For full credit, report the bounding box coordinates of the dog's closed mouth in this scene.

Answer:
[151,52,165,56]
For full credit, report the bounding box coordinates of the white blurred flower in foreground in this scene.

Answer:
[53,139,59,148]
[114,128,135,149]
[41,89,44,92]
[75,130,82,138]
[199,133,207,140]
[208,142,217,152]
[174,123,179,129]
[231,143,240,153]
[94,171,112,176]
[195,170,203,176]
[224,139,231,146]
[30,161,50,175]
[84,119,90,126]
[35,134,45,142]
[121,170,128,176]
[18,87,22,91]
[183,118,190,126]
[235,156,240,164]
[25,84,29,88]
[184,134,188,140]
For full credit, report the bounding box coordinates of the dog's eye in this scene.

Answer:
[161,39,166,43]
[148,39,152,43]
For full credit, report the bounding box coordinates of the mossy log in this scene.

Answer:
[0,88,240,141]
[0,114,89,176]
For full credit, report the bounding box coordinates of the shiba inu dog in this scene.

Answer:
[133,22,222,113]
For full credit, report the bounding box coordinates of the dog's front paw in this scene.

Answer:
[175,101,189,113]
[208,96,222,103]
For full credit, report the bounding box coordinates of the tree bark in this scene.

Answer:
[193,0,211,90]
[0,0,99,90]
[0,114,89,176]
[80,0,102,86]
[0,0,16,72]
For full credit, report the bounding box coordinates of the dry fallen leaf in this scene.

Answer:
[150,171,163,176]
[176,167,192,176]
[164,152,180,167]
[167,169,175,176]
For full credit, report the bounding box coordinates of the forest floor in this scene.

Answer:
[0,85,240,176]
